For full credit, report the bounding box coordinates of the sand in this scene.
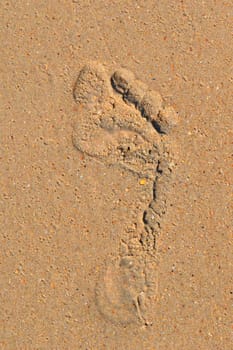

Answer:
[0,1,232,349]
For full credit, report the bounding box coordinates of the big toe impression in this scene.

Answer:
[73,61,112,109]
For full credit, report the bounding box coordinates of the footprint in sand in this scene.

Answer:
[72,62,179,326]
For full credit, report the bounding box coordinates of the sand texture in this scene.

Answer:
[0,1,232,349]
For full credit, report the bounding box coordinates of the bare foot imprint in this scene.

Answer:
[72,62,179,326]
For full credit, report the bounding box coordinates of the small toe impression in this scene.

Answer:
[154,106,179,134]
[73,61,112,108]
[126,80,147,107]
[140,90,163,122]
[111,68,135,95]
